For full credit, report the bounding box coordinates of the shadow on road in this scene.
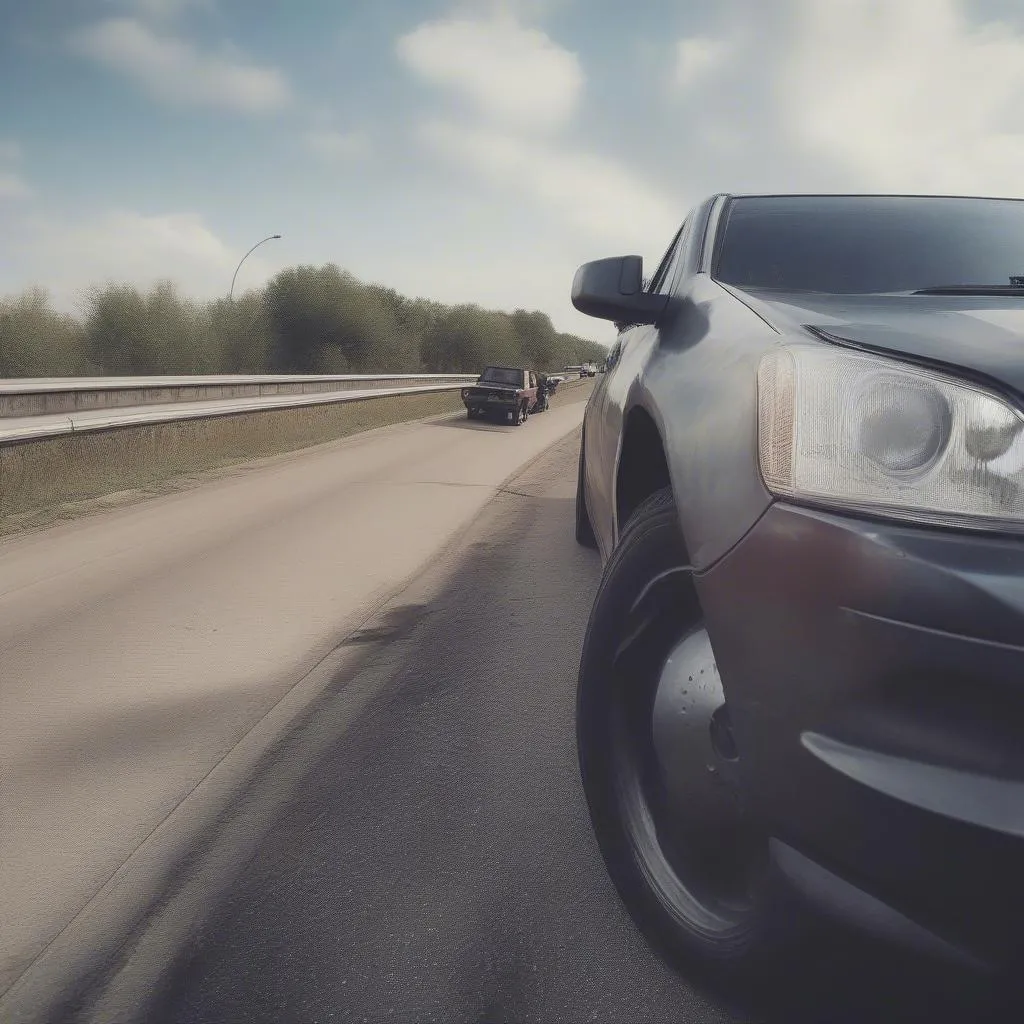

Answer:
[426,416,516,432]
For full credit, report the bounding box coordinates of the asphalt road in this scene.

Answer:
[130,428,742,1024]
[6,386,1010,1024]
[0,386,594,1012]
[120,426,1012,1024]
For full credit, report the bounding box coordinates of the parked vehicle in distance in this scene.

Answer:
[462,366,539,425]
[571,192,1024,1009]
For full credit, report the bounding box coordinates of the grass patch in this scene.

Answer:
[0,389,464,530]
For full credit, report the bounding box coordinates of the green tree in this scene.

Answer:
[83,280,217,375]
[551,330,608,370]
[1,263,608,379]
[509,308,558,370]
[421,304,520,372]
[263,264,391,373]
[209,290,273,373]
[0,287,90,377]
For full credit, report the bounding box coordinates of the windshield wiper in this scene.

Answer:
[912,282,1024,295]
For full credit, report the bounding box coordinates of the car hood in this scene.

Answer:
[735,288,1024,399]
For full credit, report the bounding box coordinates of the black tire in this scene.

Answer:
[576,486,791,998]
[575,438,598,549]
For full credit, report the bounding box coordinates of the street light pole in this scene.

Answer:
[229,233,281,301]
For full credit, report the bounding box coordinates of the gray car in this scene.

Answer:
[572,193,1024,1008]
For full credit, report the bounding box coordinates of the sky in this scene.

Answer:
[3,0,1024,343]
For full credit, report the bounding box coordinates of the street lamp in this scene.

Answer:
[229,233,281,301]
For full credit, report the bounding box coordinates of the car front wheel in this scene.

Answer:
[576,486,786,994]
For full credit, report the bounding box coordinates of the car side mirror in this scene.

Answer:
[571,256,670,324]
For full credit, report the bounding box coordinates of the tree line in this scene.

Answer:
[0,264,608,378]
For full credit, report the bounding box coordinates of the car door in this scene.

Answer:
[585,220,689,554]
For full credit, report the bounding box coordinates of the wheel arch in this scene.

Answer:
[614,402,690,564]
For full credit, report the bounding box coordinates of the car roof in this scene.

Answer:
[720,191,1024,202]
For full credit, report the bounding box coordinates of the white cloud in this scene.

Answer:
[71,18,291,113]
[6,209,285,310]
[417,119,680,249]
[400,10,680,297]
[777,0,1024,194]
[303,129,372,163]
[396,16,583,132]
[0,174,33,200]
[672,36,731,91]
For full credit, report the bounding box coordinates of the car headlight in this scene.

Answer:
[757,344,1024,530]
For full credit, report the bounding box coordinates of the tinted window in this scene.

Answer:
[480,367,524,386]
[714,195,1024,294]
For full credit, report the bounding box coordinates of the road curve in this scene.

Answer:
[0,389,591,1008]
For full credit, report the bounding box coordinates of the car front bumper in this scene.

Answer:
[696,502,1024,973]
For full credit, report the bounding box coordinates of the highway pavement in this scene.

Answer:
[3,382,1011,1023]
[0,386,596,1018]
[138,428,1013,1024]
[137,428,742,1024]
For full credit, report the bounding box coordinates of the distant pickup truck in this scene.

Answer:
[462,366,540,425]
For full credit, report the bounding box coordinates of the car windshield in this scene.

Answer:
[479,367,523,386]
[714,195,1024,295]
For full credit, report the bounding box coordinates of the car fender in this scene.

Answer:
[639,277,778,572]
[610,381,675,550]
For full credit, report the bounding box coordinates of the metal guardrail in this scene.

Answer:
[0,372,588,446]
[0,375,477,445]
[0,374,478,418]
